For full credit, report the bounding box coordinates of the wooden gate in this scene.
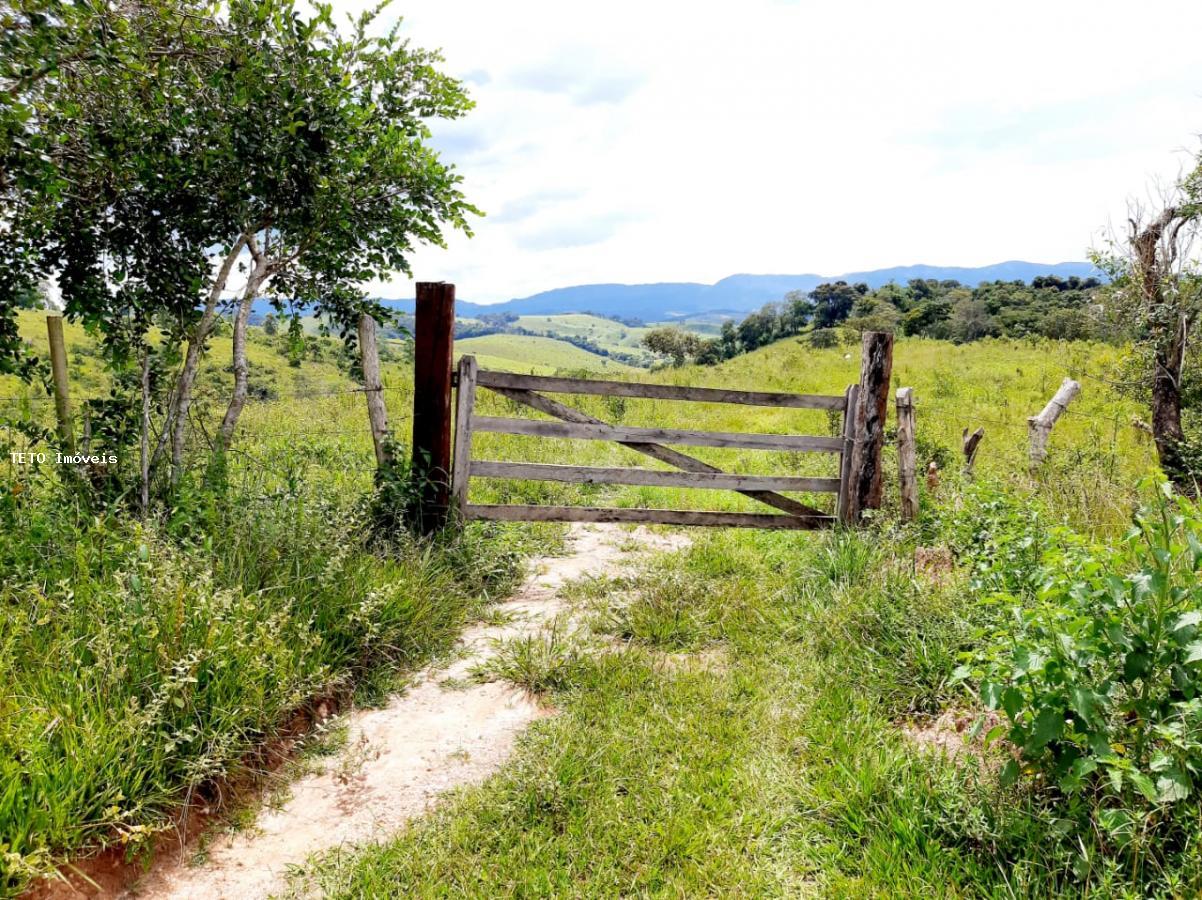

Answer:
[449,356,860,529]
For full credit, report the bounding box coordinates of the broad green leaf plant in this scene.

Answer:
[959,483,1202,845]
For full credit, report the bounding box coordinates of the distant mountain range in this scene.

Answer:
[376,260,1104,323]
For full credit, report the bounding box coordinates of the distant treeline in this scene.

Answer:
[643,275,1109,366]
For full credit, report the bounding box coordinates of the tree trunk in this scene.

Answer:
[218,255,268,448]
[358,312,392,467]
[166,235,247,487]
[1152,318,1188,482]
[140,349,150,515]
[1131,206,1191,486]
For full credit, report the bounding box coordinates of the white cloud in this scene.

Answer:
[352,0,1202,302]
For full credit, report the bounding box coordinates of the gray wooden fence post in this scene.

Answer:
[46,314,74,453]
[845,331,893,523]
[450,354,478,523]
[1028,377,1081,467]
[896,387,917,521]
[411,282,456,532]
[358,312,392,468]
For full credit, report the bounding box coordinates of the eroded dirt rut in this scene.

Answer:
[116,523,684,900]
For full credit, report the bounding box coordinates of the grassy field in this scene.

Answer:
[453,333,639,375]
[279,524,1059,896]
[462,335,1152,532]
[0,312,1177,896]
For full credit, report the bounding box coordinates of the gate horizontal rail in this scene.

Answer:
[463,504,835,529]
[473,370,846,410]
[451,356,854,529]
[470,461,841,493]
[471,416,845,453]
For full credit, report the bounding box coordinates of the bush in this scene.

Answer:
[958,484,1202,850]
[806,328,839,349]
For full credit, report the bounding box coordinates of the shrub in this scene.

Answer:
[959,485,1202,848]
[806,328,839,349]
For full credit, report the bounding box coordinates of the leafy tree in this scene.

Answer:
[285,314,306,368]
[263,313,279,337]
[717,320,740,358]
[949,297,999,343]
[736,305,780,352]
[1,0,477,491]
[809,281,861,328]
[779,290,814,334]
[843,296,901,336]
[642,326,704,366]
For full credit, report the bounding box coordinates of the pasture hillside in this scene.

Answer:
[452,333,639,375]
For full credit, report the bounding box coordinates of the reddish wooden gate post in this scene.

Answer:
[411,282,456,532]
[845,331,894,524]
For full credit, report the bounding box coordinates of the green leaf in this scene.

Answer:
[1157,767,1192,803]
[980,681,1003,710]
[1130,771,1158,802]
[999,758,1020,788]
[1098,807,1134,846]
[1001,687,1023,720]
[1185,641,1202,664]
[984,724,1007,747]
[1029,706,1064,749]
[1172,611,1202,633]
[1069,687,1098,724]
[1124,650,1152,681]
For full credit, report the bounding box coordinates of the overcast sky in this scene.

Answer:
[345,0,1202,303]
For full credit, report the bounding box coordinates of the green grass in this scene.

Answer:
[288,511,1202,898]
[454,334,639,375]
[515,313,650,348]
[272,527,1005,897]
[0,313,1169,895]
[0,314,562,894]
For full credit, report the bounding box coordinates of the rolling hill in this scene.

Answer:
[374,260,1104,323]
[452,333,640,375]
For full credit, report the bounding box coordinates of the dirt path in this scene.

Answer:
[120,523,686,900]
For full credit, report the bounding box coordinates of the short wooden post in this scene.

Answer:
[450,355,478,522]
[411,282,456,532]
[837,383,859,524]
[845,331,893,523]
[1028,377,1080,467]
[45,314,74,453]
[140,351,150,514]
[358,312,392,468]
[962,427,984,476]
[896,387,917,521]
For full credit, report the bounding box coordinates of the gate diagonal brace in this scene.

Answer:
[489,386,828,520]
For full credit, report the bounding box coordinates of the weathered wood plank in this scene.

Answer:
[845,331,893,523]
[962,426,984,476]
[896,387,918,521]
[463,504,835,529]
[470,460,841,493]
[411,282,456,532]
[837,383,859,524]
[490,386,828,519]
[1027,377,1081,466]
[358,313,391,468]
[473,416,845,453]
[477,370,846,410]
[450,355,479,519]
